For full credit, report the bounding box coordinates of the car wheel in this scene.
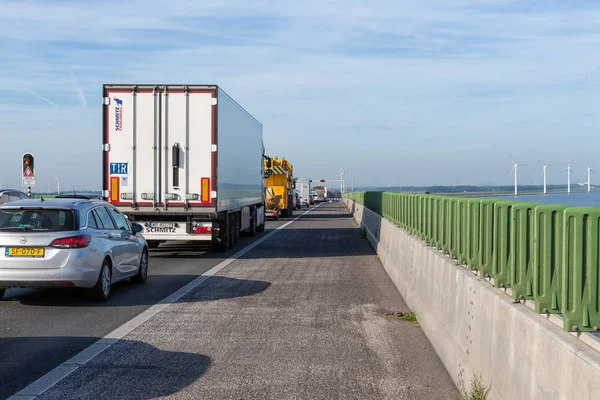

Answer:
[90,259,112,301]
[132,249,148,284]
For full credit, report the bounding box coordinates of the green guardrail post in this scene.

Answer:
[492,200,515,288]
[562,207,600,332]
[435,196,444,250]
[425,196,434,245]
[447,197,458,259]
[456,198,469,265]
[533,204,567,315]
[510,202,539,301]
[479,199,496,278]
[466,199,483,271]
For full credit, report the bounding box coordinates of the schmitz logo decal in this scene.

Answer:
[114,97,123,131]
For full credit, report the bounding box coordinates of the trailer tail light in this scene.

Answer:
[201,178,210,203]
[110,177,120,202]
[193,226,212,234]
[50,235,92,249]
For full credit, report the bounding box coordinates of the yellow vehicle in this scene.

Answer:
[264,156,295,218]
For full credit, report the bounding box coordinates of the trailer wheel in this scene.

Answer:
[214,216,230,252]
[233,213,240,245]
[228,213,236,248]
[248,208,257,236]
[148,240,161,249]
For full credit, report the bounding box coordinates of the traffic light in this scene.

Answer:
[22,153,34,175]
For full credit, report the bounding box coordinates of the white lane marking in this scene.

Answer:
[9,204,321,399]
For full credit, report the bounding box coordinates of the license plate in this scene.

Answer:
[6,248,45,258]
[148,222,175,228]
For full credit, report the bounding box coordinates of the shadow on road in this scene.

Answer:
[8,276,271,308]
[0,336,211,400]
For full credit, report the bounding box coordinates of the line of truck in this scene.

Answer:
[101,84,313,251]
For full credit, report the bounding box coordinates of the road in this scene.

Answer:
[0,214,293,399]
[2,203,457,399]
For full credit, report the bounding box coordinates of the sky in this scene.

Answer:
[0,0,599,190]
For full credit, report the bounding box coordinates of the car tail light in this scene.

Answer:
[50,235,92,249]
[193,226,212,234]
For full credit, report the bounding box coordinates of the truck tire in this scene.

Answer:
[148,240,160,249]
[233,213,240,245]
[215,216,230,252]
[281,209,288,218]
[228,213,237,248]
[248,208,257,236]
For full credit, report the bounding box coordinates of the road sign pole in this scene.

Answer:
[27,187,31,199]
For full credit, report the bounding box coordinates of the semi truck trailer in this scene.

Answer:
[102,84,266,251]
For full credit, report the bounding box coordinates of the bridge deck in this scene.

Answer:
[29,203,457,399]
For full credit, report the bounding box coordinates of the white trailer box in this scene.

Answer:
[102,84,265,250]
[295,178,311,207]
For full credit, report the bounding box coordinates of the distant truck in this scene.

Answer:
[102,84,266,251]
[263,156,295,217]
[295,178,311,207]
[313,186,326,203]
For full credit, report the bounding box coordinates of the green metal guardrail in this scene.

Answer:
[344,191,600,333]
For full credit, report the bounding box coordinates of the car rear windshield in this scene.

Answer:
[0,209,75,232]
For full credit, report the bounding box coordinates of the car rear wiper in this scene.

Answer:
[0,226,32,231]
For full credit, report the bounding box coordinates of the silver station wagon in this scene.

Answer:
[0,198,148,300]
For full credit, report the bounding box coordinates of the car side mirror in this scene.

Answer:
[132,223,144,235]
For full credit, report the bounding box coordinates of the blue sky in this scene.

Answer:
[0,0,599,190]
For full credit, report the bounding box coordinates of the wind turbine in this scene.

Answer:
[537,159,554,195]
[54,176,66,195]
[563,161,573,194]
[586,163,594,192]
[510,157,527,196]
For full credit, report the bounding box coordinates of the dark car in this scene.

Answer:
[294,193,301,209]
[56,193,103,200]
[0,189,29,205]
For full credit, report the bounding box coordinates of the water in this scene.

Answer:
[493,191,600,208]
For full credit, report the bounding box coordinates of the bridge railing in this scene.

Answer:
[344,191,600,333]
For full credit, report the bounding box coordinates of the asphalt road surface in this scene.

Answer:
[0,214,291,399]
[2,203,457,399]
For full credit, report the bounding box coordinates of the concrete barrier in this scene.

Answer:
[344,198,600,400]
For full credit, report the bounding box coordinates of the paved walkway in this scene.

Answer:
[36,203,458,399]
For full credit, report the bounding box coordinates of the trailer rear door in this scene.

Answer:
[103,85,216,209]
